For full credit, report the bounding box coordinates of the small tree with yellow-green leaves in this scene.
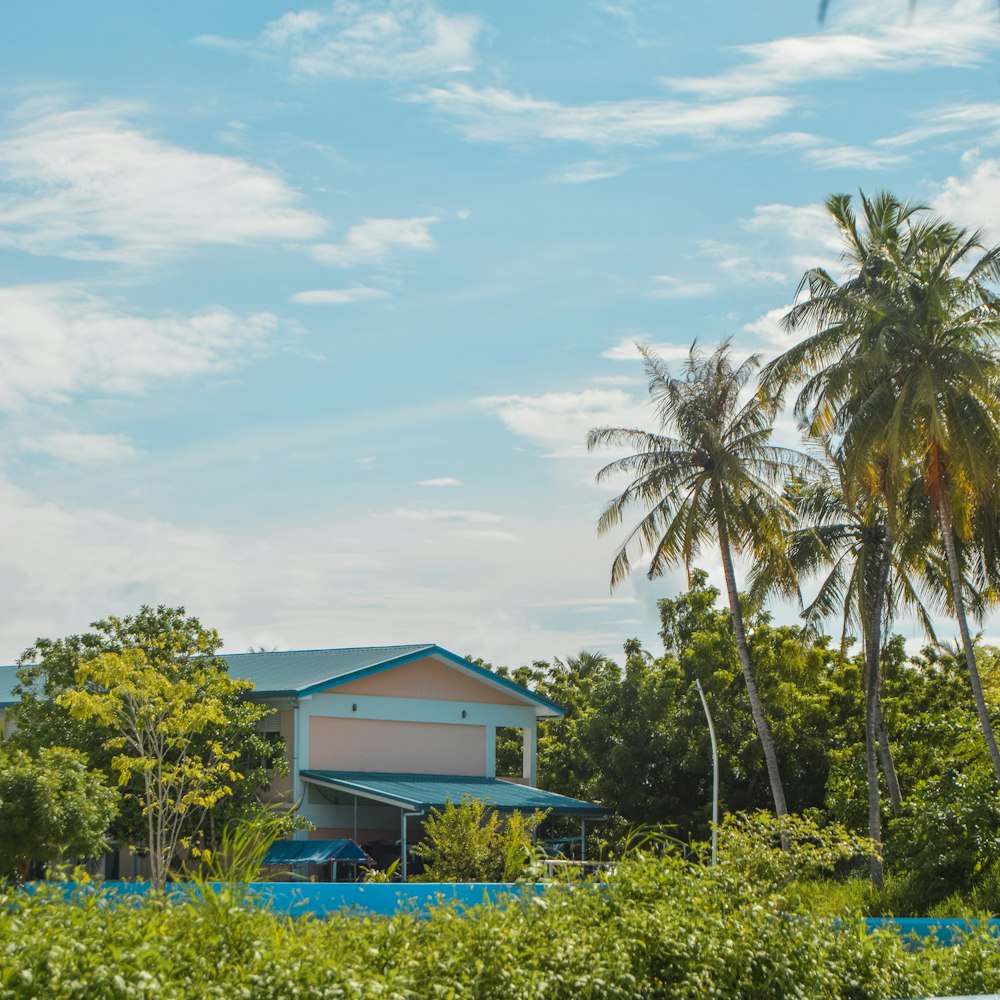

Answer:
[59,647,259,890]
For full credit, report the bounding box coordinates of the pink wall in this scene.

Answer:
[333,656,526,705]
[309,716,487,775]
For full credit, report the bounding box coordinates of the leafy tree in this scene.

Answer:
[0,745,118,881]
[588,341,815,819]
[767,191,1000,780]
[58,646,267,890]
[11,606,281,882]
[411,797,546,882]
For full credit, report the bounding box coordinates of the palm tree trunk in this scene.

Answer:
[874,695,902,812]
[937,493,1000,780]
[863,532,892,886]
[716,508,788,819]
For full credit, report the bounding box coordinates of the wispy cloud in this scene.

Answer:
[196,0,482,81]
[291,286,389,304]
[391,507,502,523]
[666,0,1000,98]
[22,431,139,465]
[601,338,693,362]
[0,102,324,263]
[408,84,790,145]
[649,274,713,298]
[480,388,649,458]
[311,216,438,267]
[416,477,462,487]
[879,102,1000,148]
[0,284,283,412]
[547,160,628,184]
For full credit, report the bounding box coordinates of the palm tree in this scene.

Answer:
[754,452,935,883]
[588,341,814,819]
[764,190,1000,780]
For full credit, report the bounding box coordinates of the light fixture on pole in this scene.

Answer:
[694,678,719,866]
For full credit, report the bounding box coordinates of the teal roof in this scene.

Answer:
[0,666,18,708]
[262,839,371,866]
[222,645,564,717]
[300,770,609,818]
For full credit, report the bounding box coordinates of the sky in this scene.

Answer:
[0,0,999,667]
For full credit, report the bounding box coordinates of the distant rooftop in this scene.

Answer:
[0,665,17,707]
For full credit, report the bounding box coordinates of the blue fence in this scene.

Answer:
[46,882,1000,940]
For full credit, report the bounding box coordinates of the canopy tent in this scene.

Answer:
[262,838,371,867]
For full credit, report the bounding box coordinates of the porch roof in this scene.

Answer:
[299,770,609,818]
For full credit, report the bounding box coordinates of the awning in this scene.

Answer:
[299,770,609,819]
[262,838,372,866]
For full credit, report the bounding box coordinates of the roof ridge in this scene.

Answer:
[222,643,434,657]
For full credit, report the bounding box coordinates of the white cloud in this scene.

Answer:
[742,201,844,275]
[22,431,138,464]
[416,477,462,487]
[601,337,693,362]
[666,0,1000,98]
[311,216,438,267]
[0,102,325,262]
[802,143,907,170]
[479,388,649,458]
[197,0,482,80]
[879,102,1000,148]
[743,305,799,354]
[409,84,790,145]
[649,274,714,298]
[547,160,628,184]
[291,286,389,304]
[391,507,503,523]
[934,152,1000,243]
[0,284,282,412]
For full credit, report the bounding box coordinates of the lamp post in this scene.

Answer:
[694,679,719,866]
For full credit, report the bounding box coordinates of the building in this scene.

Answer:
[222,644,608,873]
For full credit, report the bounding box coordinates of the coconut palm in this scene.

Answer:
[753,451,937,883]
[764,190,1000,780]
[588,341,815,819]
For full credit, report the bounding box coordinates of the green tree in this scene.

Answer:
[12,606,280,884]
[0,745,118,881]
[588,341,814,819]
[58,646,266,890]
[767,191,1000,781]
[412,797,545,882]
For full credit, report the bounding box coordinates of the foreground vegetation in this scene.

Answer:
[3,831,999,1000]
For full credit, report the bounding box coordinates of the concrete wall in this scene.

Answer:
[309,716,487,775]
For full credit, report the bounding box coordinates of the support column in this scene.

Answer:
[522,725,537,786]
[486,724,497,778]
[293,696,312,839]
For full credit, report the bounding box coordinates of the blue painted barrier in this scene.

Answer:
[35,883,1000,940]
[53,880,543,917]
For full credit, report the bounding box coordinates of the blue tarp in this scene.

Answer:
[262,839,371,866]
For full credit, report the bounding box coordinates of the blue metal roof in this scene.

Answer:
[222,645,564,717]
[300,770,609,818]
[262,838,371,866]
[0,666,18,708]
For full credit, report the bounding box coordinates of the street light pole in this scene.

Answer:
[694,679,719,866]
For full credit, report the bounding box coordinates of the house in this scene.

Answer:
[222,644,608,873]
[0,666,17,740]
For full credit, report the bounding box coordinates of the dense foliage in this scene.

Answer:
[2,844,999,999]
[9,606,288,881]
[411,797,546,883]
[0,746,117,881]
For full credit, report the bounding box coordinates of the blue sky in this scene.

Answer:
[0,0,998,665]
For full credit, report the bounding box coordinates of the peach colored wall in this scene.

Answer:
[332,656,526,706]
[309,716,486,775]
[260,709,295,803]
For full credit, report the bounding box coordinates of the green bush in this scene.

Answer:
[0,848,997,998]
[411,796,546,882]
